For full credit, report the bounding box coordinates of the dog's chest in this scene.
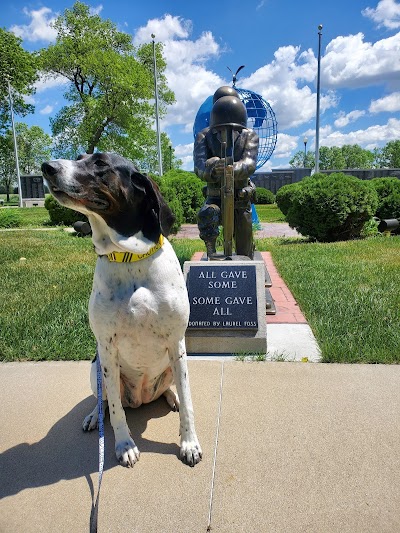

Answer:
[88,251,189,364]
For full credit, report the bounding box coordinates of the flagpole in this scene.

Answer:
[7,78,23,207]
[315,24,323,174]
[151,34,163,176]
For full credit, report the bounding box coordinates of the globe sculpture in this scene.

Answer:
[193,87,278,170]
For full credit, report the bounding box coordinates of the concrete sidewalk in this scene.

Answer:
[1,361,400,532]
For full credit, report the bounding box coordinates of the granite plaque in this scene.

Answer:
[187,264,258,330]
[20,175,45,199]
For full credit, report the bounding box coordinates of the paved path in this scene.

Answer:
[1,361,400,532]
[175,223,300,239]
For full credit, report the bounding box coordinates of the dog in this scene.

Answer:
[42,152,202,467]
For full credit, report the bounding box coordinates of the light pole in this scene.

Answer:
[7,78,23,207]
[168,141,172,171]
[303,136,308,167]
[315,24,323,174]
[151,34,163,176]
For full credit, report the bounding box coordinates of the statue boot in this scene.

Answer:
[205,237,217,259]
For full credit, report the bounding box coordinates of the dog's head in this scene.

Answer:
[41,152,175,240]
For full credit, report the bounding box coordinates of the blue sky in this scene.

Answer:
[3,0,400,171]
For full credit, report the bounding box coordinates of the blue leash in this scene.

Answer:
[90,353,105,533]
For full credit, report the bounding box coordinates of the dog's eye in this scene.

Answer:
[94,159,108,168]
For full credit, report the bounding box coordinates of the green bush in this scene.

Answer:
[165,195,184,235]
[276,183,301,215]
[254,187,275,204]
[285,173,379,242]
[0,209,21,228]
[369,177,400,219]
[45,195,87,226]
[160,170,204,224]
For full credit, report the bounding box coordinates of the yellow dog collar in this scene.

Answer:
[106,235,164,263]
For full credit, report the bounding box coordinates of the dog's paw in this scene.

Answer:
[163,388,180,412]
[180,439,203,467]
[82,409,99,432]
[115,438,140,468]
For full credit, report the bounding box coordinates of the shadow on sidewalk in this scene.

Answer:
[0,396,180,500]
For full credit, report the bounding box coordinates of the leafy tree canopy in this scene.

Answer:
[289,143,387,170]
[0,28,38,132]
[38,1,174,162]
[0,124,52,199]
[15,123,52,174]
[375,140,400,168]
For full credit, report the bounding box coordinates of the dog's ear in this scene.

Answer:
[131,171,175,237]
[77,153,90,161]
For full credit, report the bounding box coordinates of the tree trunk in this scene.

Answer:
[87,117,112,154]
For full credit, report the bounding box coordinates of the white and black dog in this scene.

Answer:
[42,152,202,467]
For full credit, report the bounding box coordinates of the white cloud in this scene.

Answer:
[133,14,192,45]
[174,143,195,170]
[321,118,400,147]
[242,45,338,130]
[39,105,54,115]
[322,32,400,89]
[334,110,366,128]
[273,133,299,158]
[35,74,68,93]
[90,5,104,16]
[362,0,400,29]
[369,91,400,113]
[174,142,194,157]
[10,7,57,42]
[133,15,224,132]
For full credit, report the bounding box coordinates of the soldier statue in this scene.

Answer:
[194,86,259,260]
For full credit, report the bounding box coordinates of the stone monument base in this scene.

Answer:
[183,259,267,355]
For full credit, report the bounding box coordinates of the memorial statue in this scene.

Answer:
[194,86,259,260]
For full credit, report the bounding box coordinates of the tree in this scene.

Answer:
[0,28,38,132]
[289,150,315,168]
[0,132,15,201]
[376,140,400,168]
[319,146,346,170]
[0,124,52,200]
[39,1,174,164]
[341,144,374,169]
[135,132,182,174]
[15,123,52,174]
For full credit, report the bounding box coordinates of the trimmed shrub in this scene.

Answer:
[369,177,400,219]
[165,195,184,235]
[285,173,379,242]
[276,183,301,215]
[0,209,21,228]
[254,187,275,204]
[45,195,87,226]
[160,170,204,224]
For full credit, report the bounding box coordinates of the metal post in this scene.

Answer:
[151,34,163,177]
[7,79,23,207]
[169,141,172,171]
[315,25,323,174]
[303,136,308,167]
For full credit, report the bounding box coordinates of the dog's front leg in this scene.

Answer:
[98,342,140,467]
[170,339,202,467]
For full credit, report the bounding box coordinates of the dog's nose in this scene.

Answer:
[41,161,58,176]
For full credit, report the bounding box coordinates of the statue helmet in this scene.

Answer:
[209,95,248,130]
[212,85,239,103]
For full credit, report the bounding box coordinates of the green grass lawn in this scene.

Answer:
[1,229,399,363]
[258,236,400,363]
[255,204,285,223]
[2,207,51,227]
[0,194,19,206]
[0,231,96,361]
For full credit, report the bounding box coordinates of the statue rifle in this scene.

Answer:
[220,127,234,258]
